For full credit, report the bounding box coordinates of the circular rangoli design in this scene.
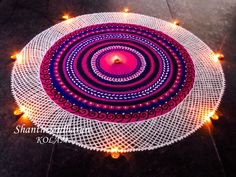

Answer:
[11,13,225,152]
[40,23,195,123]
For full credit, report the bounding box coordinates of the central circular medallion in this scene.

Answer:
[98,50,139,75]
[91,45,146,82]
[40,23,195,123]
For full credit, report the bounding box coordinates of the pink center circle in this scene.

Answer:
[99,50,138,75]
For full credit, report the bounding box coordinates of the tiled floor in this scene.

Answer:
[0,0,236,177]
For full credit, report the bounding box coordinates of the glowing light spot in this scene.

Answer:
[11,53,21,61]
[13,108,23,116]
[62,14,70,20]
[204,111,214,123]
[123,8,129,13]
[107,146,123,159]
[214,52,224,61]
[10,55,17,60]
[173,20,180,26]
[18,107,30,119]
[17,110,32,126]
[21,113,28,120]
[111,151,120,159]
[211,113,219,120]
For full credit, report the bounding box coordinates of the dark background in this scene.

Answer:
[0,0,236,177]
